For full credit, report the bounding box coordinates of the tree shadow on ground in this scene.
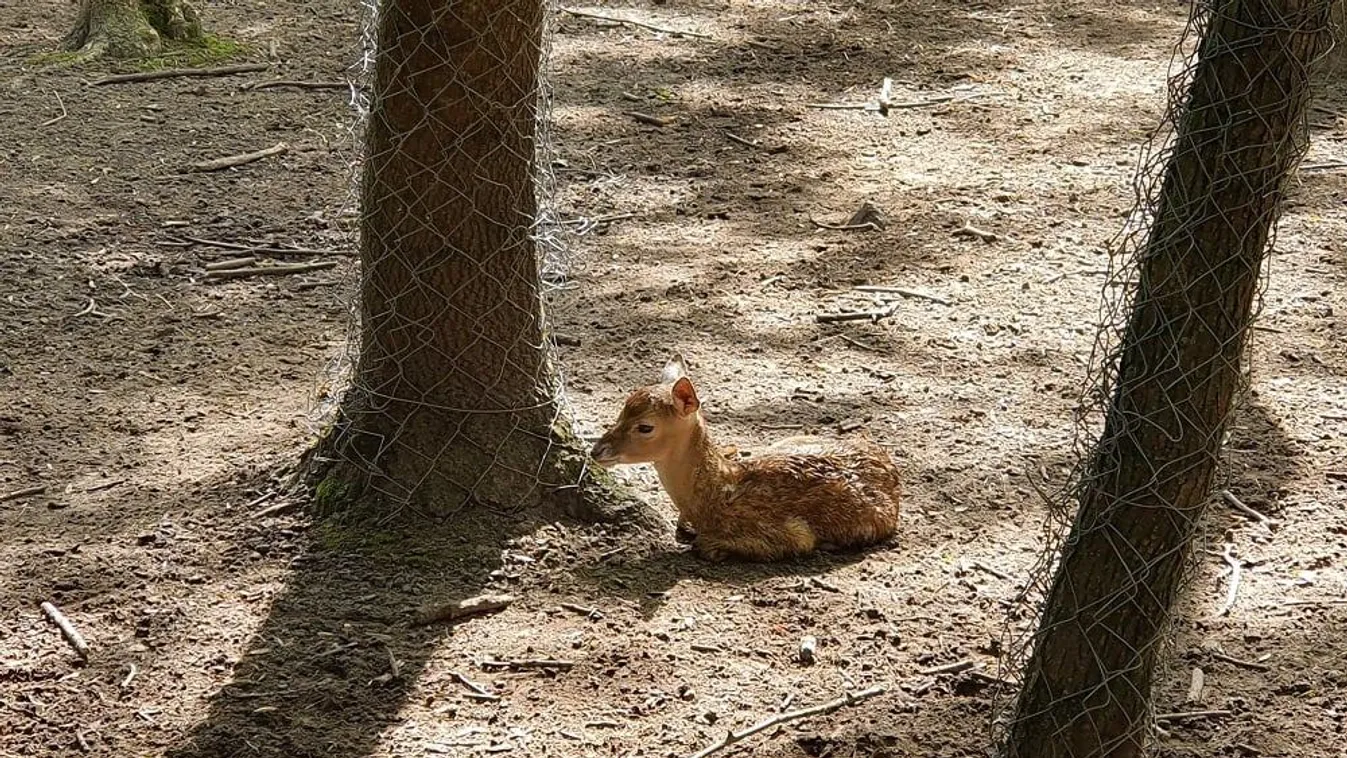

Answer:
[163,501,523,758]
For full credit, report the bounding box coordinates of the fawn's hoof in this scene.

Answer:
[674,522,698,544]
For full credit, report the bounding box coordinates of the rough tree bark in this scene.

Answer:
[313,0,643,524]
[1007,1,1330,758]
[64,0,203,59]
[1006,2,1332,757]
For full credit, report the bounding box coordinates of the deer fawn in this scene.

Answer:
[589,354,901,562]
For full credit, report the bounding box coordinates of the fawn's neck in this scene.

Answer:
[652,416,736,523]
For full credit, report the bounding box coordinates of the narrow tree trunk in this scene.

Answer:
[1007,2,1331,757]
[64,0,202,60]
[316,0,626,520]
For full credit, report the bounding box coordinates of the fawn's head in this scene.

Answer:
[590,354,703,467]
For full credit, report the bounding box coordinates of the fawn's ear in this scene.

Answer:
[659,353,688,384]
[671,377,700,416]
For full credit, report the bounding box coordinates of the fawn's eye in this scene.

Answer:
[636,423,655,434]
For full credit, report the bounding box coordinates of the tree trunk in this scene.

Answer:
[64,0,202,60]
[315,0,632,522]
[1006,2,1331,757]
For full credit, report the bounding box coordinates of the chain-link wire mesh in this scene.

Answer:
[301,0,598,518]
[991,1,1334,756]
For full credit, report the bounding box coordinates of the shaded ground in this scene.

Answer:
[2,1,1345,757]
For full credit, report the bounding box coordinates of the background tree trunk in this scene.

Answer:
[1006,2,1332,757]
[64,0,202,59]
[315,0,629,521]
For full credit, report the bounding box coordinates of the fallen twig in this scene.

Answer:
[815,302,899,324]
[559,602,603,620]
[253,500,298,519]
[1219,489,1269,526]
[625,111,673,127]
[415,594,515,626]
[853,285,951,305]
[952,222,998,242]
[451,671,498,700]
[204,261,337,280]
[247,80,349,91]
[724,131,760,149]
[204,256,257,271]
[966,559,1013,582]
[918,659,977,676]
[1300,161,1347,171]
[1211,544,1242,618]
[1283,597,1347,607]
[183,142,288,173]
[480,658,576,671]
[121,663,138,690]
[1041,267,1109,285]
[91,62,269,86]
[1154,709,1233,722]
[686,685,885,758]
[39,91,68,128]
[560,7,711,38]
[810,218,881,231]
[40,601,90,659]
[174,235,354,257]
[0,485,45,504]
[1210,651,1270,671]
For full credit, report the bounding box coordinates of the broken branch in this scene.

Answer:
[90,63,269,86]
[183,143,288,173]
[204,261,337,280]
[480,658,576,671]
[686,685,885,758]
[815,302,899,324]
[853,285,951,305]
[0,485,45,504]
[918,659,978,676]
[1219,489,1269,526]
[247,80,349,91]
[1211,544,1242,618]
[40,601,89,659]
[415,594,515,626]
[952,222,998,242]
[560,7,711,38]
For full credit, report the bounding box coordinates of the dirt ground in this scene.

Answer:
[2,1,1346,757]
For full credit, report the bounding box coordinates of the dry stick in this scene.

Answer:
[1210,651,1270,671]
[0,485,45,504]
[415,594,515,626]
[247,80,348,91]
[806,95,955,111]
[204,261,338,280]
[1041,267,1109,285]
[1219,489,1269,526]
[625,111,673,127]
[918,659,977,676]
[204,256,257,271]
[1212,544,1242,618]
[183,143,288,173]
[253,500,297,519]
[952,222,998,242]
[121,663,138,690]
[967,559,1013,582]
[853,285,951,305]
[560,7,712,38]
[816,302,899,324]
[40,91,68,128]
[451,671,497,700]
[1283,597,1347,607]
[559,602,603,619]
[91,62,269,86]
[480,658,576,671]
[1154,709,1233,722]
[175,235,353,257]
[40,602,89,659]
[810,217,880,232]
[686,685,885,758]
[1300,161,1347,171]
[724,131,760,149]
[1186,667,1205,704]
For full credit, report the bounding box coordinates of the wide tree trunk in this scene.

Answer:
[64,0,202,59]
[315,0,628,521]
[1006,2,1331,757]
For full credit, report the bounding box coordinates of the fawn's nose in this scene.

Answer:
[590,439,612,462]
